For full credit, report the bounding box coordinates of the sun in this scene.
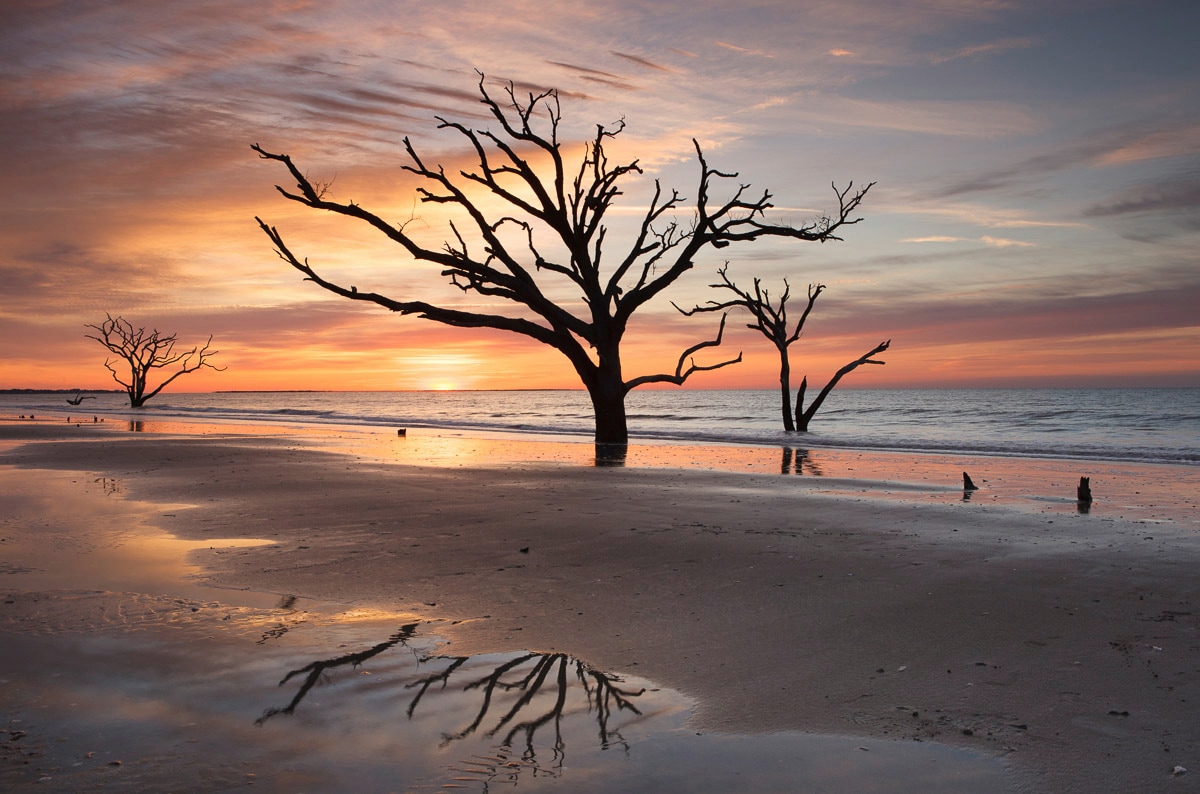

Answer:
[431,382,458,391]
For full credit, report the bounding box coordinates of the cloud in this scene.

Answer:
[936,121,1200,199]
[1084,174,1200,217]
[791,95,1037,137]
[898,234,1031,247]
[930,36,1038,64]
[980,235,1034,248]
[714,40,777,58]
[989,219,1087,229]
[811,281,1200,348]
[546,61,640,90]
[610,51,678,73]
[1094,125,1200,166]
[936,139,1115,197]
[737,96,792,114]
[829,48,856,57]
[887,197,1091,231]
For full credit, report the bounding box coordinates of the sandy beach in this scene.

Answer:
[2,417,1198,792]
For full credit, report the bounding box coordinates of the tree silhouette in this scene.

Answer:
[85,314,224,408]
[680,265,888,431]
[254,73,871,448]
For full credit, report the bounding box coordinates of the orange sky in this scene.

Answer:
[3,1,1198,392]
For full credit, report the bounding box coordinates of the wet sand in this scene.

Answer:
[2,418,1199,792]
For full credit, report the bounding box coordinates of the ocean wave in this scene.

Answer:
[5,388,1198,467]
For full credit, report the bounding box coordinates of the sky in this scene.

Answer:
[2,0,1198,392]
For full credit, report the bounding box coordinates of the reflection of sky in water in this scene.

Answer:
[353,432,1200,526]
[1,467,278,608]
[0,464,1013,791]
[3,619,1013,793]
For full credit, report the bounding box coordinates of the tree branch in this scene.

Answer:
[797,339,891,431]
[624,313,741,391]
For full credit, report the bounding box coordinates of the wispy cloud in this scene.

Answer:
[888,198,1091,231]
[990,219,1088,229]
[734,96,792,114]
[981,235,1034,247]
[936,121,1200,198]
[899,235,1034,247]
[546,61,638,90]
[610,51,678,73]
[931,36,1038,64]
[794,95,1037,137]
[1094,125,1200,166]
[715,41,774,58]
[1084,174,1200,217]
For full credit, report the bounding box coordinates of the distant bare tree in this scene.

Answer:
[679,265,889,431]
[85,314,225,408]
[254,73,871,449]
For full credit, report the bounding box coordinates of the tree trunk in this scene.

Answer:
[794,376,809,431]
[586,348,629,447]
[589,382,629,446]
[779,348,795,432]
[130,373,146,407]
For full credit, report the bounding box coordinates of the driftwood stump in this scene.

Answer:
[1077,476,1092,503]
[963,472,979,491]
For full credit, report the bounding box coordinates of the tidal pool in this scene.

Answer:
[2,611,1014,793]
[0,465,1015,792]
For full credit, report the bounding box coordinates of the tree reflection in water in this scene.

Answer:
[255,623,420,724]
[257,626,647,786]
[781,446,824,475]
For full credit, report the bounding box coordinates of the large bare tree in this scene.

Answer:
[85,314,224,408]
[254,75,870,448]
[680,265,889,431]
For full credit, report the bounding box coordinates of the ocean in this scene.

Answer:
[4,388,1197,467]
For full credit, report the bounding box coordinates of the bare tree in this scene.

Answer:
[85,314,225,408]
[254,74,870,448]
[680,265,889,431]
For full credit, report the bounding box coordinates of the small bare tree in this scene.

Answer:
[85,314,225,407]
[679,265,889,431]
[254,74,871,449]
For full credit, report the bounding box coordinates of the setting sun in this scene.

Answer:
[1,0,1196,397]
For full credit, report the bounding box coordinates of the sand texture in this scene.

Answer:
[2,421,1198,792]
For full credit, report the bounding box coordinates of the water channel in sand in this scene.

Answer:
[1,465,1015,792]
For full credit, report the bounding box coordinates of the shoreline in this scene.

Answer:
[7,412,1197,529]
[5,386,1198,471]
[3,417,1199,791]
